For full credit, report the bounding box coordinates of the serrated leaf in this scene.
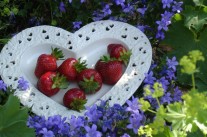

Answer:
[193,0,204,6]
[183,6,207,33]
[161,18,207,90]
[0,95,35,137]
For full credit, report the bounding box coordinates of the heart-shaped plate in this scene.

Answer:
[0,20,152,118]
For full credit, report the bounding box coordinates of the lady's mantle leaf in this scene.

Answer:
[0,95,35,137]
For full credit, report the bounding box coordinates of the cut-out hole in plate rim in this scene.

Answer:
[0,20,152,118]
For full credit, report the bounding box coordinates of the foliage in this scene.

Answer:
[0,95,35,137]
[161,0,207,90]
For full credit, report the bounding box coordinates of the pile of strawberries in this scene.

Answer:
[34,44,131,111]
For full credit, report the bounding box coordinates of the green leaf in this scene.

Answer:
[154,127,174,137]
[161,18,207,90]
[192,0,204,6]
[11,7,18,15]
[183,6,207,33]
[51,19,57,26]
[0,95,35,137]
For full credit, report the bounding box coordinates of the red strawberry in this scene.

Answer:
[58,58,87,81]
[77,69,102,94]
[35,48,64,78]
[95,55,123,85]
[37,72,69,97]
[63,88,87,111]
[107,44,131,65]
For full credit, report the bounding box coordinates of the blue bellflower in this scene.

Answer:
[102,4,112,16]
[114,0,125,5]
[127,114,143,134]
[172,1,183,13]
[126,96,140,114]
[18,77,29,91]
[59,2,66,12]
[73,21,82,29]
[39,128,54,137]
[162,0,173,9]
[85,124,102,137]
[0,80,7,91]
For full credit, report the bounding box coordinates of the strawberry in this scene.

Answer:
[63,88,87,111]
[35,48,64,78]
[77,69,102,94]
[37,72,69,97]
[58,58,87,81]
[107,44,131,65]
[95,55,123,85]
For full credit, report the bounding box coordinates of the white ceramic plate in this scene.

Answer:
[0,20,152,118]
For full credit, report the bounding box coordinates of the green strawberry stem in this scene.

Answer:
[52,73,69,89]
[100,55,116,62]
[74,58,87,73]
[51,47,64,60]
[119,50,132,65]
[69,98,87,112]
[79,76,100,94]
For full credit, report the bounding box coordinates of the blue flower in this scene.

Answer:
[172,1,183,13]
[161,92,172,104]
[162,0,173,9]
[73,21,82,29]
[17,77,29,91]
[85,124,102,137]
[114,0,125,5]
[173,86,182,102]
[59,2,66,13]
[161,11,173,22]
[137,7,147,16]
[85,104,103,123]
[39,128,54,137]
[156,19,169,31]
[157,77,169,91]
[102,4,112,16]
[121,133,131,137]
[144,71,156,85]
[127,114,143,134]
[80,0,86,3]
[0,80,7,91]
[68,0,72,3]
[93,11,105,21]
[102,116,113,132]
[122,3,134,13]
[126,96,140,114]
[156,30,165,40]
[69,115,84,130]
[166,57,178,71]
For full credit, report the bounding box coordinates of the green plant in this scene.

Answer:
[161,0,207,90]
[0,95,35,137]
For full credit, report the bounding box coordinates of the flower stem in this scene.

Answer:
[156,97,161,107]
[147,109,156,114]
[192,73,195,90]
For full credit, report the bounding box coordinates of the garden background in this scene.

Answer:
[0,0,207,137]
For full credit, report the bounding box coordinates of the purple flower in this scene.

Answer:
[69,115,84,130]
[17,77,29,91]
[122,3,134,13]
[68,0,72,3]
[102,4,112,16]
[167,57,178,71]
[136,25,146,32]
[121,133,131,137]
[160,92,172,104]
[156,30,165,40]
[85,104,103,123]
[59,2,66,13]
[173,86,182,102]
[157,77,169,91]
[114,0,125,5]
[39,128,54,137]
[161,11,173,22]
[162,0,173,9]
[93,11,105,21]
[102,116,112,132]
[156,20,169,31]
[127,114,143,134]
[126,96,140,114]
[85,124,102,137]
[80,0,86,3]
[137,7,147,16]
[172,1,183,13]
[0,80,7,91]
[166,69,176,80]
[144,71,156,85]
[73,21,82,29]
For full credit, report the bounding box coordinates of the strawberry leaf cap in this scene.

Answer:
[100,55,117,63]
[52,73,69,89]
[74,58,87,73]
[51,47,64,60]
[79,76,100,94]
[119,50,132,65]
[69,98,87,112]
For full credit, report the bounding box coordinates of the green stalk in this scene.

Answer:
[147,109,157,114]
[156,97,161,107]
[192,73,196,90]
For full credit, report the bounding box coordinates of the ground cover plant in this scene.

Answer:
[0,0,207,137]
